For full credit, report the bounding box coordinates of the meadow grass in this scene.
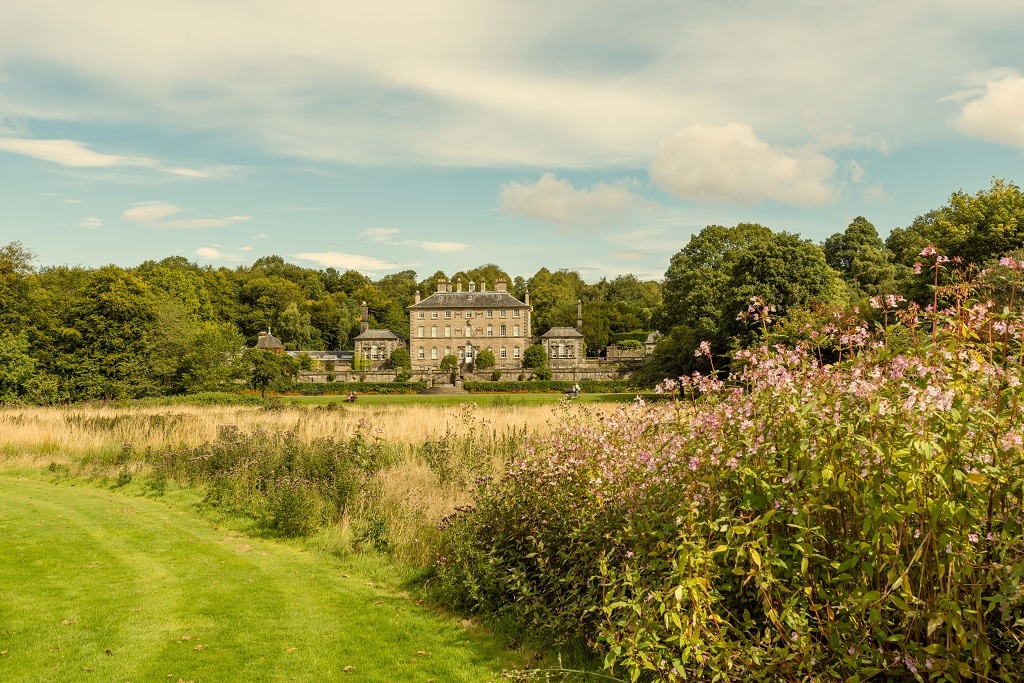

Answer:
[278,392,650,407]
[0,474,525,682]
[0,401,563,463]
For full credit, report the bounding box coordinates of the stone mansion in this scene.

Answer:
[353,278,584,373]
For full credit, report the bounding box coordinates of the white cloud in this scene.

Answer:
[649,123,838,207]
[195,246,241,261]
[62,198,82,203]
[863,181,891,202]
[406,240,468,253]
[167,167,212,178]
[5,3,1014,166]
[0,3,1021,169]
[500,173,646,228]
[122,201,181,222]
[0,137,154,168]
[609,249,650,260]
[78,216,103,229]
[359,227,400,242]
[238,246,254,251]
[291,251,411,272]
[121,201,250,228]
[957,74,1024,148]
[0,135,222,177]
[847,160,866,184]
[164,215,251,229]
[252,233,268,239]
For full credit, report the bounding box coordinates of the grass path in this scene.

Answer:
[0,476,519,682]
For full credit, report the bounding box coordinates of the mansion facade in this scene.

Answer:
[350,277,585,373]
[408,278,535,372]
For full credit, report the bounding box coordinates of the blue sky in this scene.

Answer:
[1,1,1022,282]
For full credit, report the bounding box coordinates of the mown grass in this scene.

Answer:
[0,474,525,682]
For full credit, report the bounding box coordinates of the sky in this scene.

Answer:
[1,1,1023,283]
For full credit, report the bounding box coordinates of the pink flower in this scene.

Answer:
[919,244,937,257]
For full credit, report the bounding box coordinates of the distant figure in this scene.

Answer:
[346,391,357,403]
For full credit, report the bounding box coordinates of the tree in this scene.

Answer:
[0,241,37,330]
[886,179,1024,267]
[388,347,411,370]
[823,217,885,274]
[475,348,495,370]
[522,344,548,369]
[278,302,314,350]
[822,217,896,300]
[439,354,459,373]
[653,224,845,379]
[244,348,297,398]
[177,322,247,393]
[0,332,36,402]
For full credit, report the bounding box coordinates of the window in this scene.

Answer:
[431,347,438,360]
[558,344,566,358]
[487,309,493,318]
[431,325,437,337]
[486,325,493,337]
[431,312,438,319]
[500,346,507,359]
[465,311,472,319]
[513,310,520,318]
[500,324,507,336]
[445,310,451,319]
[465,325,472,337]
[418,325,424,337]
[513,346,520,359]
[444,325,451,337]
[445,346,451,357]
[500,309,507,318]
[418,312,424,319]
[513,324,520,337]
[418,347,425,360]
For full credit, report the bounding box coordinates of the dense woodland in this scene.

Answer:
[1,178,1022,402]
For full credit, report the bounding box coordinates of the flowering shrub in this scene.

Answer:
[436,250,1024,682]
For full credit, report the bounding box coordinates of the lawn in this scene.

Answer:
[0,475,522,682]
[279,391,651,407]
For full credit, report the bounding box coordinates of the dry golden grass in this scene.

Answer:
[0,401,592,562]
[0,402,561,463]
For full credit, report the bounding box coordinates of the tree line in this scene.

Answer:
[1,178,1021,402]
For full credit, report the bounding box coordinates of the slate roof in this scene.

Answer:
[540,326,584,338]
[354,329,403,341]
[256,332,284,348]
[408,291,528,309]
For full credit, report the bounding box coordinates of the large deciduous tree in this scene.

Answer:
[887,179,1024,268]
[652,223,845,378]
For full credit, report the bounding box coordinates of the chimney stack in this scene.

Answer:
[456,279,462,293]
[436,280,447,293]
[495,279,507,292]
[414,289,421,304]
[468,280,476,292]
[480,280,486,292]
[576,299,583,334]
[360,300,369,334]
